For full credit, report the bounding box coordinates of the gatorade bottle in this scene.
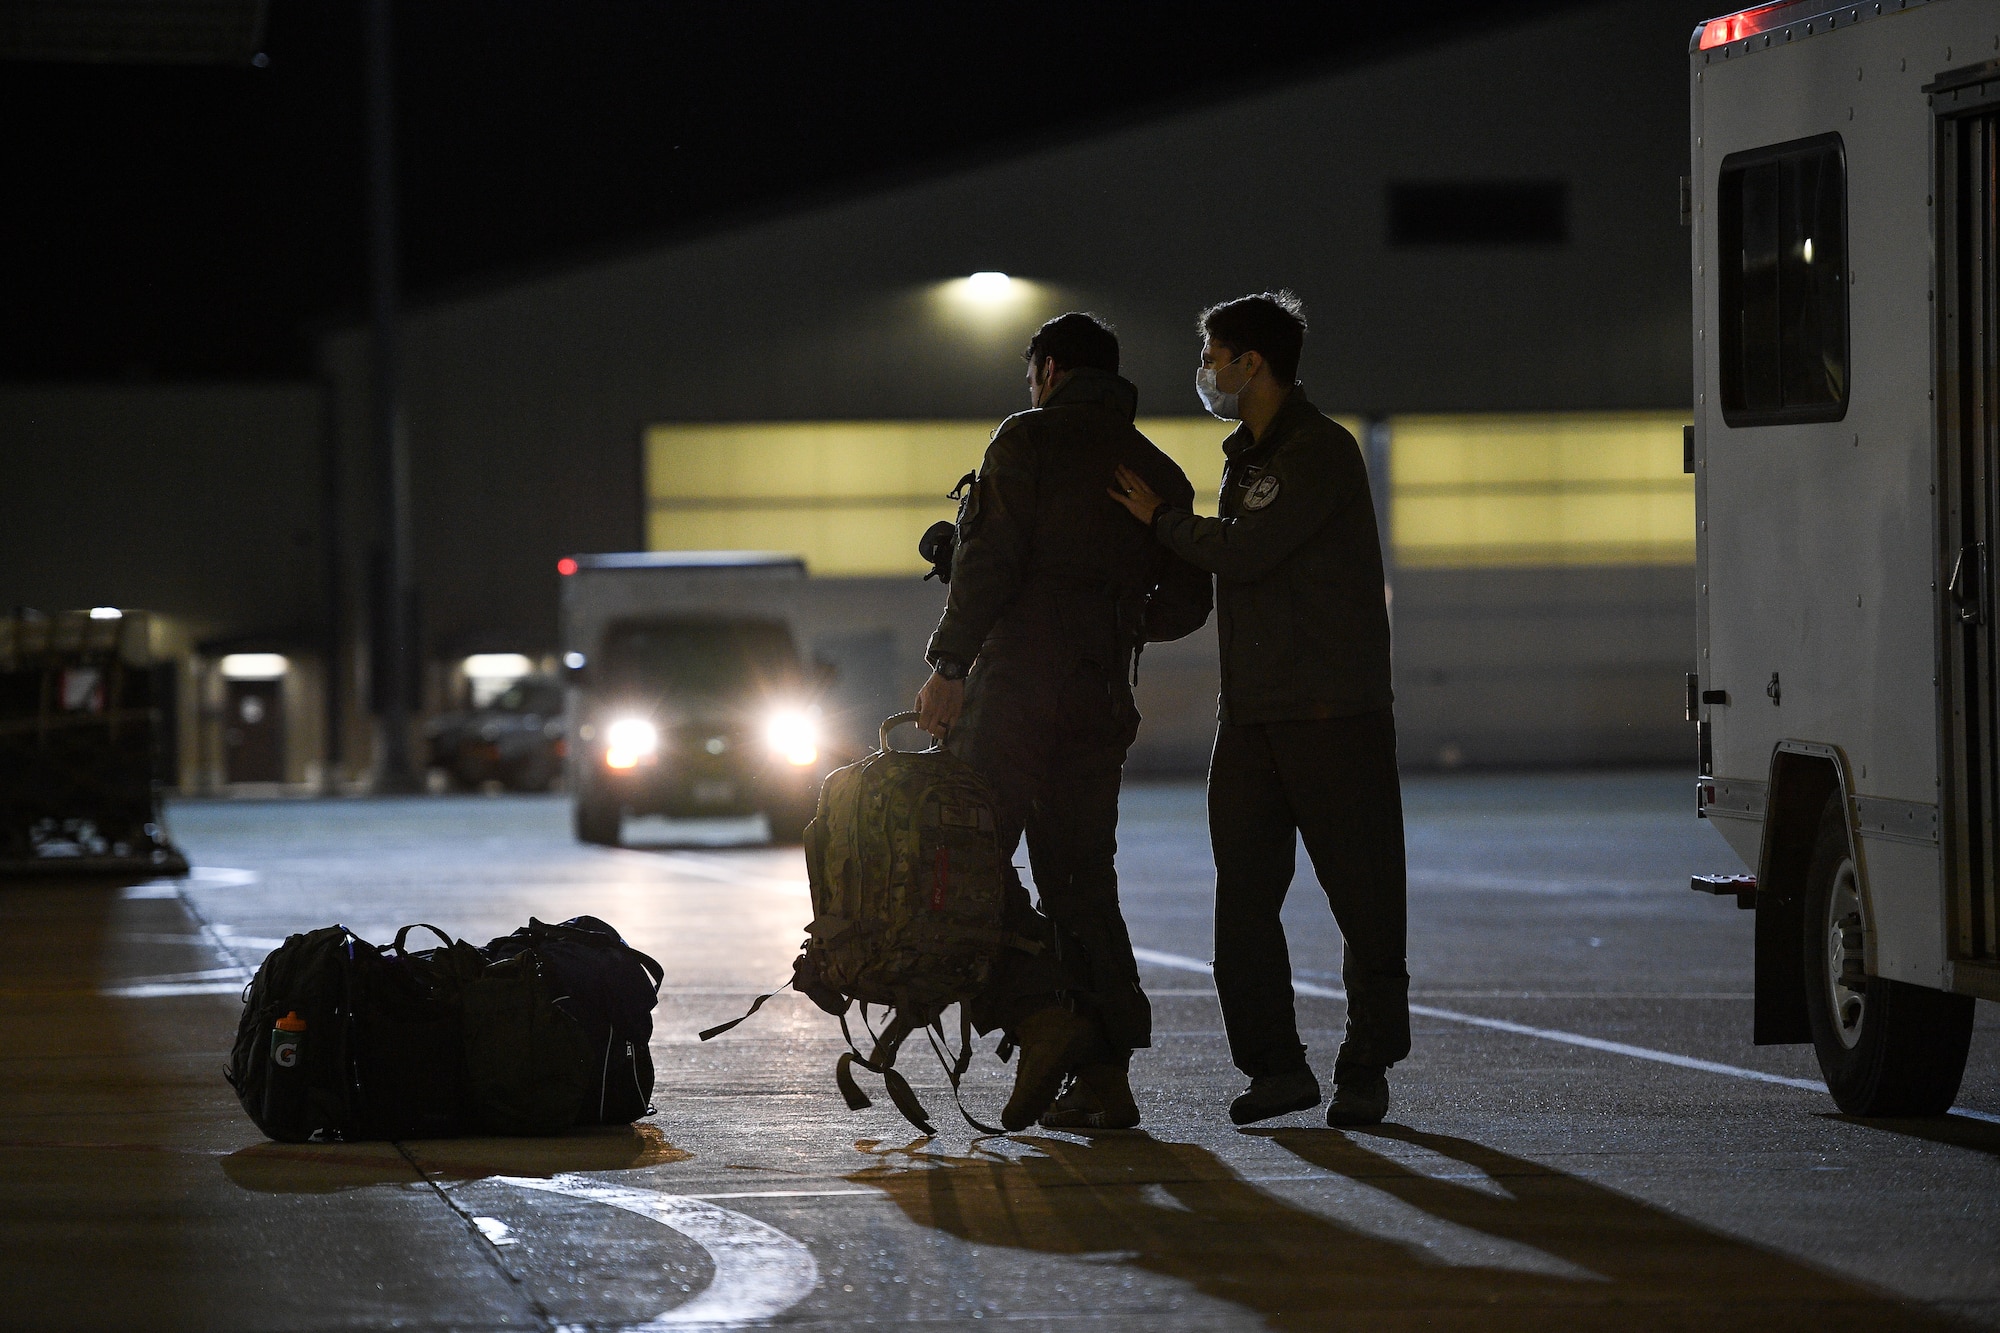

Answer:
[261,1011,310,1138]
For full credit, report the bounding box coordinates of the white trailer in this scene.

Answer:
[1689,0,1998,1113]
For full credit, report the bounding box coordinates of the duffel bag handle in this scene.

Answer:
[879,711,936,754]
[392,923,455,956]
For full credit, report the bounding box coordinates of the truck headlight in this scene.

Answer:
[604,718,659,770]
[765,709,818,767]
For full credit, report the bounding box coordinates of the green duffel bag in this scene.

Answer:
[702,712,1018,1134]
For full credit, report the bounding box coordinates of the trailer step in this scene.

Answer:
[1692,873,1757,909]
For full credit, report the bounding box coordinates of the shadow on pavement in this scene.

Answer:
[1263,1124,1967,1330]
[221,1124,691,1193]
[1819,1111,2000,1159]
[845,1126,1966,1330]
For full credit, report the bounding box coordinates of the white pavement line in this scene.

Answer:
[185,866,260,887]
[101,968,250,999]
[684,1189,880,1201]
[500,1173,819,1331]
[1131,947,2000,1121]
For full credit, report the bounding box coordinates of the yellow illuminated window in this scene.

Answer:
[644,418,1253,576]
[644,413,1684,575]
[1390,412,1693,568]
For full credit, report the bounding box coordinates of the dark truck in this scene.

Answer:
[568,614,833,845]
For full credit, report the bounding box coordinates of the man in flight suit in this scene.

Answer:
[1111,291,1409,1127]
[916,311,1211,1131]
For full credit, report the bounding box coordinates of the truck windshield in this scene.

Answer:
[597,619,799,696]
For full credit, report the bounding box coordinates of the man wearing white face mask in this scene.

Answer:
[1110,290,1407,1129]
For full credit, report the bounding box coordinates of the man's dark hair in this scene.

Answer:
[1199,290,1308,386]
[1025,311,1119,375]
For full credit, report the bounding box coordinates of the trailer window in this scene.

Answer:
[1716,134,1848,425]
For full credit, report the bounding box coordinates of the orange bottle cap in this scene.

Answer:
[275,1011,307,1032]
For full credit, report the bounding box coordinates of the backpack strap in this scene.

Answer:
[924,1007,1002,1136]
[696,975,792,1041]
[833,1009,936,1136]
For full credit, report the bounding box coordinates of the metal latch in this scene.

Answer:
[1949,542,1987,625]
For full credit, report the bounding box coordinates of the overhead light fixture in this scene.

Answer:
[220,653,289,680]
[88,606,123,620]
[463,653,535,680]
[965,271,1013,301]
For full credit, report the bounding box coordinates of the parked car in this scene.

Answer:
[425,676,566,791]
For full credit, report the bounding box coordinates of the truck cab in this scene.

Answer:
[1689,0,1997,1114]
[558,552,835,846]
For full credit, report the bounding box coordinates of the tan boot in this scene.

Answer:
[1039,1063,1140,1130]
[1001,1007,1095,1131]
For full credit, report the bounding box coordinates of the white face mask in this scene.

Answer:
[1196,354,1248,420]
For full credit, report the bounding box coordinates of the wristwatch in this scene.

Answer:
[932,655,969,681]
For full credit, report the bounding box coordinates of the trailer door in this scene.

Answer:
[1935,69,2000,969]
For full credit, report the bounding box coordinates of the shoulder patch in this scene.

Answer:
[1243,473,1281,511]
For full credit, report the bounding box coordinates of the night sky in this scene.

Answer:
[1,1,1580,381]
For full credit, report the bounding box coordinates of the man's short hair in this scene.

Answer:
[1025,312,1119,375]
[1199,290,1308,386]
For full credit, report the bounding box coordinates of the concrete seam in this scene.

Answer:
[173,882,561,1329]
[170,880,254,984]
[395,1140,564,1332]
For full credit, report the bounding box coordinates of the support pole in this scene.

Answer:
[366,0,418,793]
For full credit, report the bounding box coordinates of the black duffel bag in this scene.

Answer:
[227,916,658,1141]
[480,915,665,1125]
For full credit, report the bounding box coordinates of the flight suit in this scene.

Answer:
[927,367,1211,1063]
[1150,385,1411,1086]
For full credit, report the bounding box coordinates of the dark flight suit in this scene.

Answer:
[927,367,1211,1064]
[1150,385,1410,1086]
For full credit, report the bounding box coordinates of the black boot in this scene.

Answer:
[1325,1070,1390,1127]
[1228,1066,1322,1126]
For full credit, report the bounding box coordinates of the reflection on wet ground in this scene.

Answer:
[221,1124,693,1193]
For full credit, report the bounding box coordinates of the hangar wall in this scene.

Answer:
[319,0,1713,671]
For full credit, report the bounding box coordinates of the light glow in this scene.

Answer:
[764,709,819,767]
[1698,2,1795,49]
[88,606,122,620]
[604,717,660,770]
[219,653,288,680]
[557,557,579,576]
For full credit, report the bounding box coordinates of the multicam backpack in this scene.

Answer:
[701,712,1014,1133]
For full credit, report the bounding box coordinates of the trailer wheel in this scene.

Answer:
[1801,794,1974,1115]
[574,796,621,846]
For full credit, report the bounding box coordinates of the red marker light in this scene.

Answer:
[557,558,578,576]
[1698,1,1793,49]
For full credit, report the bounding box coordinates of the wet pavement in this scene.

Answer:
[3,771,1998,1331]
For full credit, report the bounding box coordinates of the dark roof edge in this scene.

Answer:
[309,0,1605,339]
